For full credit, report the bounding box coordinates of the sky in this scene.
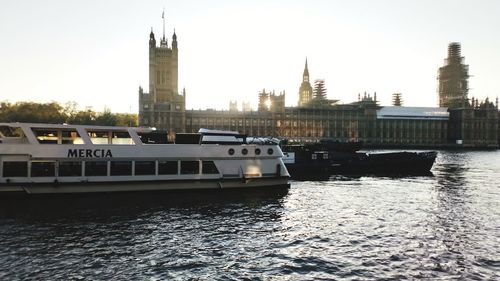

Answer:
[1,0,499,113]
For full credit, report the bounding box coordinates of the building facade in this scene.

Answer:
[257,89,285,113]
[139,33,499,148]
[437,42,499,148]
[448,102,499,148]
[138,25,185,139]
[185,99,452,147]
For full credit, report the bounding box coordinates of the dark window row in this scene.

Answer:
[1,160,219,177]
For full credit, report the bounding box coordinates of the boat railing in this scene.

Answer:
[246,137,281,145]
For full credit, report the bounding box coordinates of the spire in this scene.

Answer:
[303,58,309,76]
[172,29,178,49]
[149,27,156,48]
[303,57,310,83]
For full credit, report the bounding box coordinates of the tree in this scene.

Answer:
[63,101,79,120]
[0,102,66,123]
[95,109,119,126]
[115,113,138,127]
[1,100,139,126]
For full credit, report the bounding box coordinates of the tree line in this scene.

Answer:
[0,101,137,126]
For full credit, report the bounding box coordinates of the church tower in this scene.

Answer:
[298,58,313,107]
[139,11,185,137]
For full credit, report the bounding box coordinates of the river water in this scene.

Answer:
[0,150,499,280]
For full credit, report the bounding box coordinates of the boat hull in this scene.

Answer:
[329,151,437,175]
[0,176,290,195]
[285,149,437,177]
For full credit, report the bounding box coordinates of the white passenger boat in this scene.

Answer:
[0,123,290,195]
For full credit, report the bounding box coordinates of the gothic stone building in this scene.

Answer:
[138,27,185,140]
[139,32,499,148]
[437,43,499,147]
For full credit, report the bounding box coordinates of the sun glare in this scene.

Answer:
[265,98,272,109]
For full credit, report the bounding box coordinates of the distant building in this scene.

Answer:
[298,59,313,107]
[438,42,469,108]
[257,89,285,112]
[448,99,499,147]
[138,26,498,148]
[138,18,185,140]
[313,79,327,100]
[392,93,403,106]
[375,106,449,146]
[229,101,238,112]
[258,90,270,112]
[437,42,498,147]
[242,101,252,112]
[298,62,339,108]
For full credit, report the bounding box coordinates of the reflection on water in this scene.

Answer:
[427,153,473,276]
[0,151,499,280]
[426,151,500,279]
[435,152,469,187]
[292,172,434,182]
[0,188,289,222]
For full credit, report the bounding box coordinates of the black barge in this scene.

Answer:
[282,140,437,177]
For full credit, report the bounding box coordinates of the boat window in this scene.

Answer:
[202,161,219,174]
[88,131,109,144]
[31,128,84,144]
[175,133,201,144]
[112,132,134,145]
[255,148,261,155]
[181,161,199,174]
[32,129,58,144]
[0,126,23,138]
[311,154,317,160]
[31,162,56,177]
[134,161,155,175]
[84,161,108,176]
[87,131,134,145]
[110,161,132,176]
[59,161,82,177]
[158,161,177,175]
[61,130,84,144]
[138,131,169,144]
[2,162,28,177]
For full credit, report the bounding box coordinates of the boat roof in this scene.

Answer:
[198,128,240,135]
[0,122,156,133]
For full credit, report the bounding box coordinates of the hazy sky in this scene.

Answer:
[1,0,499,113]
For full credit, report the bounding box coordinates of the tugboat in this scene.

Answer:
[282,139,437,177]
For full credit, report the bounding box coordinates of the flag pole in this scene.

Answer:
[162,8,165,40]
